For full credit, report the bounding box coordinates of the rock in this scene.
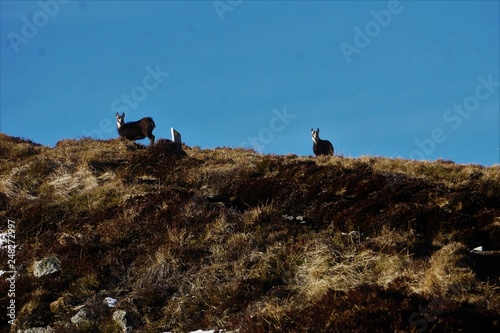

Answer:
[283,214,310,224]
[470,245,483,253]
[113,310,133,333]
[105,296,119,308]
[71,307,96,328]
[17,327,54,333]
[33,256,60,277]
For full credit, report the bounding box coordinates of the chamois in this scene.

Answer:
[115,113,156,144]
[311,128,334,156]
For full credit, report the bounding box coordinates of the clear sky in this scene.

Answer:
[1,1,499,165]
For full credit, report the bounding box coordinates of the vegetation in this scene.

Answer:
[0,133,499,332]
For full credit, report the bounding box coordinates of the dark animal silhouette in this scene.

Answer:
[115,113,156,144]
[311,128,334,156]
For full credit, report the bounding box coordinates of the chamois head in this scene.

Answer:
[115,112,156,144]
[311,128,320,143]
[116,112,126,128]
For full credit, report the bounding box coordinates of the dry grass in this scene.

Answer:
[293,242,408,302]
[1,134,499,333]
[414,242,476,297]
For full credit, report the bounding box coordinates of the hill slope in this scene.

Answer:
[1,133,499,332]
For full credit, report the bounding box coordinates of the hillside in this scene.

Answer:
[1,133,499,333]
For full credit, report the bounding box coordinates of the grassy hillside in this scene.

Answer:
[1,133,499,332]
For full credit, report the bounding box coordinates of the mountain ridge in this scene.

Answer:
[0,133,499,332]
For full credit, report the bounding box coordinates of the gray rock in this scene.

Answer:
[71,307,96,328]
[113,310,133,333]
[105,296,119,308]
[33,256,60,277]
[17,328,54,333]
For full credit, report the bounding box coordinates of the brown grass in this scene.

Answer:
[0,134,499,332]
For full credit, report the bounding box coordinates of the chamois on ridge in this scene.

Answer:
[311,128,334,156]
[115,113,156,144]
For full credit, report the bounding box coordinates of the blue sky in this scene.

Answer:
[1,1,499,165]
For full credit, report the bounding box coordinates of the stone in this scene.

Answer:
[105,296,119,308]
[113,310,133,333]
[17,327,54,333]
[33,256,60,277]
[71,307,96,328]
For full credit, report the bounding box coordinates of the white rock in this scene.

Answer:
[105,297,119,308]
[470,246,483,253]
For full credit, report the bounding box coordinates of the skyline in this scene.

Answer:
[1,1,499,165]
